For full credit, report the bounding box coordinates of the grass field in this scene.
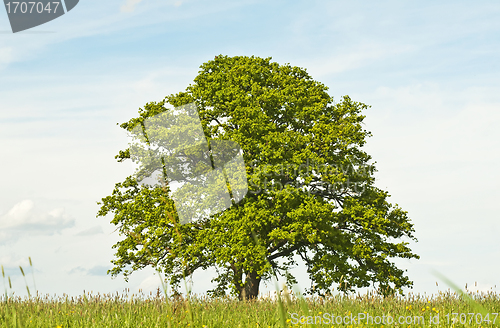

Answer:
[2,260,499,327]
[1,287,499,327]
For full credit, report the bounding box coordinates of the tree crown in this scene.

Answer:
[98,55,419,299]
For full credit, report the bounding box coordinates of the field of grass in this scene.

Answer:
[2,260,499,327]
[1,287,500,327]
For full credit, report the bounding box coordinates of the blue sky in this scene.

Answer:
[1,0,499,298]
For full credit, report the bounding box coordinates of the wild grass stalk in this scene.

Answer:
[19,266,30,299]
[2,265,7,303]
[28,258,36,297]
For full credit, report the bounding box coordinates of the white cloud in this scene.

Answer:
[120,0,146,13]
[4,200,34,225]
[0,200,75,244]
[0,199,73,229]
[0,255,29,268]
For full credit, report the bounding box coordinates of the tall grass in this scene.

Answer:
[2,258,499,327]
[1,285,499,327]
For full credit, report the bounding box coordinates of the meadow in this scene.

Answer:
[2,279,500,327]
[2,259,500,327]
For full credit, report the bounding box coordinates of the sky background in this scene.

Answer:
[1,0,499,299]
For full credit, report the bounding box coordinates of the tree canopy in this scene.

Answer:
[97,55,419,300]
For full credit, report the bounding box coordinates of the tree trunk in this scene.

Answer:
[238,270,261,300]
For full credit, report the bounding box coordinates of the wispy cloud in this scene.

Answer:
[120,0,183,13]
[120,0,146,13]
[68,265,111,276]
[305,43,415,78]
[75,226,104,236]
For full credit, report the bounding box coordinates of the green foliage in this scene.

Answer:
[97,55,419,299]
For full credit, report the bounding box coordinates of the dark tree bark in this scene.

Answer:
[245,271,262,300]
[235,270,261,300]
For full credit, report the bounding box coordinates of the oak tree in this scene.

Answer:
[97,55,419,300]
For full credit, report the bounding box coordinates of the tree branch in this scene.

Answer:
[267,243,302,261]
[268,240,288,254]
